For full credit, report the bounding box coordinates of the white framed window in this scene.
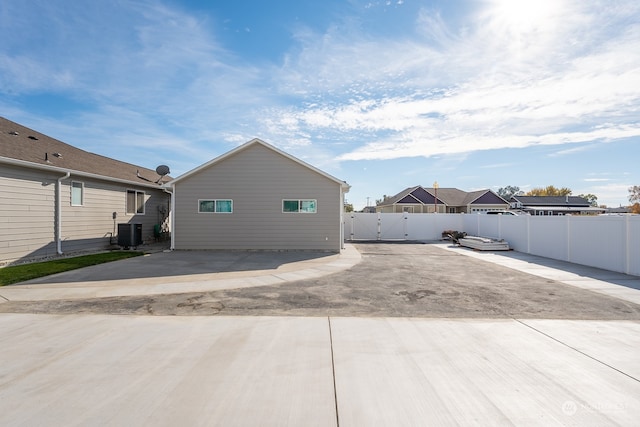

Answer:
[71,181,83,206]
[283,199,317,213]
[126,189,145,215]
[199,199,233,213]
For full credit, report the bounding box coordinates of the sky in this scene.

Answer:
[1,0,639,209]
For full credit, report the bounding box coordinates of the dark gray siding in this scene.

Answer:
[174,144,342,251]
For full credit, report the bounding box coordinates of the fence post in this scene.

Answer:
[566,215,571,262]
[626,215,630,275]
[526,215,531,254]
[377,213,381,241]
[403,214,408,240]
[350,214,355,241]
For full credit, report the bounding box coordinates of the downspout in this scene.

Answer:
[169,184,176,250]
[341,183,350,250]
[56,171,70,255]
[340,188,345,250]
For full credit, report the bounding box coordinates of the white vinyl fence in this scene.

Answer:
[345,213,640,276]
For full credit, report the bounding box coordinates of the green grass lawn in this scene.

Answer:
[0,251,144,286]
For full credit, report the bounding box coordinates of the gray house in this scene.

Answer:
[510,195,606,215]
[0,117,171,265]
[167,138,350,252]
[377,186,509,214]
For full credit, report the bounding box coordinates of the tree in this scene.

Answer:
[344,203,354,213]
[578,193,598,207]
[525,186,572,196]
[629,186,640,204]
[497,186,522,200]
[631,203,640,214]
[375,195,389,205]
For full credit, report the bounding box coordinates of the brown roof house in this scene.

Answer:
[377,186,509,214]
[0,117,171,265]
[166,138,350,252]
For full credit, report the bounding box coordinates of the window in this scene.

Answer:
[71,181,83,206]
[199,199,233,213]
[283,199,317,213]
[126,190,145,214]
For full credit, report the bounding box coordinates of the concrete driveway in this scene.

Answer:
[0,245,362,302]
[2,243,639,318]
[1,242,639,425]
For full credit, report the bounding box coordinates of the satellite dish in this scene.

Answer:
[155,165,170,176]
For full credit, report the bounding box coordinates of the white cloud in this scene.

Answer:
[1,0,639,188]
[580,182,634,207]
[259,0,640,162]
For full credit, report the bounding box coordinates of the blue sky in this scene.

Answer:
[1,0,639,209]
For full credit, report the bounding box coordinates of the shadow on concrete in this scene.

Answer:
[13,249,338,285]
[452,245,640,290]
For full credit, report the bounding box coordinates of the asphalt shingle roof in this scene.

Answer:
[511,195,591,207]
[379,186,506,207]
[0,117,171,186]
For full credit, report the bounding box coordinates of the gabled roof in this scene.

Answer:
[168,138,350,191]
[0,117,170,187]
[464,189,509,205]
[430,187,470,206]
[511,195,591,207]
[379,186,507,207]
[381,186,424,205]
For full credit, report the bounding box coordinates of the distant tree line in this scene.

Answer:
[497,185,599,207]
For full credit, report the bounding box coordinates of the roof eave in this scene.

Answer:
[169,138,348,188]
[0,156,167,190]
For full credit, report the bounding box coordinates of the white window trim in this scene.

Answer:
[198,199,233,214]
[126,189,146,215]
[70,181,84,206]
[282,199,317,213]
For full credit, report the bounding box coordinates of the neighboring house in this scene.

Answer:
[167,138,350,252]
[509,195,606,215]
[606,206,633,214]
[376,186,509,214]
[0,117,171,265]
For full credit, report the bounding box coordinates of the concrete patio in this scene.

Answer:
[0,314,638,426]
[0,243,639,425]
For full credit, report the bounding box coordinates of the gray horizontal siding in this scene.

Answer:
[1,166,57,262]
[174,143,342,251]
[0,164,171,264]
[59,179,170,252]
